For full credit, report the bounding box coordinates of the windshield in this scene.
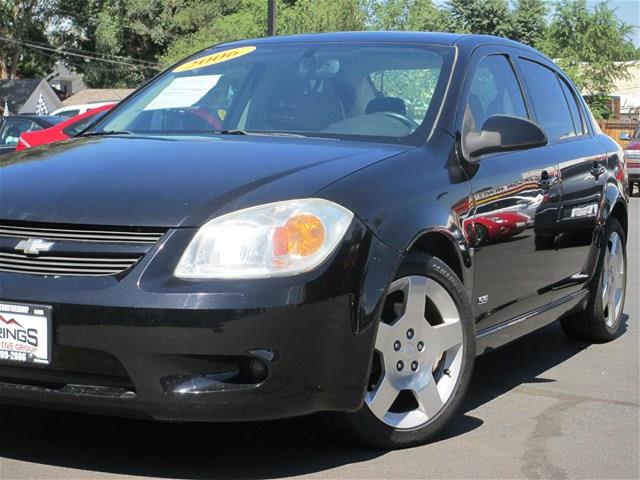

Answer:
[96,42,454,145]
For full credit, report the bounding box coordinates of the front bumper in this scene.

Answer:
[0,221,400,422]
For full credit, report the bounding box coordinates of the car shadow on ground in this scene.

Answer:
[0,315,629,479]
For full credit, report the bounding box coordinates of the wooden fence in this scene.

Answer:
[598,121,637,148]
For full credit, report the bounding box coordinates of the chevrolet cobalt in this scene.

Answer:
[0,32,628,449]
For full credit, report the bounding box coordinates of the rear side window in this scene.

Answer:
[59,109,79,118]
[559,77,585,136]
[464,55,528,133]
[519,59,577,142]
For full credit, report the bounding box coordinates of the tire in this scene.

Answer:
[474,224,488,246]
[629,181,634,196]
[339,253,475,449]
[561,217,627,342]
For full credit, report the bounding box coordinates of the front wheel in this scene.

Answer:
[340,254,475,449]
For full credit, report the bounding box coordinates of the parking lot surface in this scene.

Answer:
[1,198,638,480]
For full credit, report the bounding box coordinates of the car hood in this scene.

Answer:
[0,135,407,227]
[20,127,65,149]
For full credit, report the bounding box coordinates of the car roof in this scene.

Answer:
[53,102,115,112]
[214,31,544,56]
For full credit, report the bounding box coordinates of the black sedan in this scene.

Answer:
[0,115,65,155]
[0,32,628,449]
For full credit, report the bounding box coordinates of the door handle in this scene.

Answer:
[590,161,606,177]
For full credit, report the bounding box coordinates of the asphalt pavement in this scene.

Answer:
[1,198,638,480]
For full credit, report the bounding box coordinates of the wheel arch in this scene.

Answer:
[610,200,628,240]
[406,229,470,287]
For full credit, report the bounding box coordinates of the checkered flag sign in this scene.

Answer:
[35,93,48,115]
[2,100,9,117]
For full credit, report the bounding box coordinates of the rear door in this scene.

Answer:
[515,57,607,298]
[461,47,561,330]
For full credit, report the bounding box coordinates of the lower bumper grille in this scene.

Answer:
[0,346,134,391]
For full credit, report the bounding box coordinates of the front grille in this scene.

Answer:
[0,223,164,243]
[0,251,139,276]
[0,221,166,277]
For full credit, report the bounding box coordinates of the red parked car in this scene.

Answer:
[465,211,530,245]
[621,125,640,194]
[16,103,114,151]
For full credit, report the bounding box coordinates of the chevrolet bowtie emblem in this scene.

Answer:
[15,238,55,256]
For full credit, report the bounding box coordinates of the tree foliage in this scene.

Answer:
[510,0,548,47]
[367,0,447,32]
[0,0,57,79]
[542,0,637,94]
[1,0,637,113]
[446,0,512,37]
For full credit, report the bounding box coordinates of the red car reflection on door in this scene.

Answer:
[465,211,530,245]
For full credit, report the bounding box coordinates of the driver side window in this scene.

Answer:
[464,55,528,134]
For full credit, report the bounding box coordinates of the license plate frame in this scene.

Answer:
[0,301,52,366]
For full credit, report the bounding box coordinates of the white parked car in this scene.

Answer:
[50,102,116,118]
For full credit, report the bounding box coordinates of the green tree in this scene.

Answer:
[161,0,368,66]
[51,0,198,87]
[367,0,447,32]
[0,0,57,79]
[509,0,547,47]
[540,0,638,117]
[280,0,366,35]
[446,0,512,36]
[160,0,267,66]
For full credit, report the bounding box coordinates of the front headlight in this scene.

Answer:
[174,198,354,279]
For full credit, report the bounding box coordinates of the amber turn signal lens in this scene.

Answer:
[273,214,326,257]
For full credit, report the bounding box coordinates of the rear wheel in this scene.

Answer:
[340,254,475,449]
[561,217,626,342]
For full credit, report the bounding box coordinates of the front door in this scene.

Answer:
[460,50,560,330]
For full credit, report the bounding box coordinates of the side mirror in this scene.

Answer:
[465,115,548,159]
[620,132,631,141]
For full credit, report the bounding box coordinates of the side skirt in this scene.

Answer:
[475,288,590,355]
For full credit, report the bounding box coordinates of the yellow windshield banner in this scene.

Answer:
[173,46,256,73]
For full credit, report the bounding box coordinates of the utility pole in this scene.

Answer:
[267,0,276,36]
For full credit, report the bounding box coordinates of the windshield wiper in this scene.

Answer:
[215,129,309,138]
[81,130,133,137]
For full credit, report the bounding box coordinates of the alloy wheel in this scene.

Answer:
[601,231,625,328]
[366,275,464,429]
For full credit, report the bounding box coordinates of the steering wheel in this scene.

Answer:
[374,111,420,129]
[185,108,223,130]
